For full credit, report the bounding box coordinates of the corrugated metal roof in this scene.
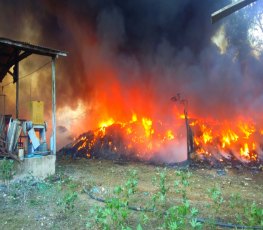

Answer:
[0,37,67,82]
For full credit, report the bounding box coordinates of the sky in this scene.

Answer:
[0,0,262,148]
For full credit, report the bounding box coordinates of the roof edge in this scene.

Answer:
[0,37,67,57]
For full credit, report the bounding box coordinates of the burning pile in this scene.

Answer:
[60,113,187,164]
[60,111,263,165]
[190,117,263,163]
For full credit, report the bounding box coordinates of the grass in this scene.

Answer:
[0,158,262,229]
[86,167,262,229]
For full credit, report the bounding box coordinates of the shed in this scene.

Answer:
[0,37,67,179]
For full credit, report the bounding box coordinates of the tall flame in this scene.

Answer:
[191,118,261,162]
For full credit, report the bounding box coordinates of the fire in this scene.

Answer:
[221,129,239,148]
[240,143,250,158]
[71,108,262,163]
[166,130,174,140]
[192,119,260,162]
[99,118,115,129]
[99,118,115,135]
[68,73,261,164]
[132,113,137,122]
[179,114,185,119]
[72,111,185,162]
[141,117,154,137]
[239,143,257,161]
[238,123,255,139]
[201,125,213,144]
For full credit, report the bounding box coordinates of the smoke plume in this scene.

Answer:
[0,0,263,150]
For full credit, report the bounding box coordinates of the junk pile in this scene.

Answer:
[0,115,21,161]
[0,114,49,162]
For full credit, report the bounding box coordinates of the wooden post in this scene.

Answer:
[14,55,19,119]
[51,56,56,155]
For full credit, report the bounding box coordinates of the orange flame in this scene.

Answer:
[221,129,239,148]
[192,118,259,161]
[141,117,154,137]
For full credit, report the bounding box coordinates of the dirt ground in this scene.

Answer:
[0,158,262,229]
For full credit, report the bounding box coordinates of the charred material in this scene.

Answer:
[59,122,262,168]
[60,124,139,161]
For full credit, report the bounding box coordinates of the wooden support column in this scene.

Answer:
[14,53,19,119]
[51,56,56,155]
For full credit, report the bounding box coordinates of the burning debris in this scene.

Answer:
[190,118,263,164]
[59,110,263,167]
[59,113,188,164]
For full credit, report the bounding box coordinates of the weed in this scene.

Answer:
[229,193,242,209]
[0,157,15,187]
[29,198,44,207]
[208,185,224,214]
[151,169,202,229]
[37,182,52,193]
[87,170,138,229]
[57,191,78,211]
[86,167,262,230]
[189,218,202,229]
[162,196,201,229]
[243,201,263,226]
[152,168,169,206]
[174,170,191,201]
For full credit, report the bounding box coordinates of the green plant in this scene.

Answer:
[152,168,169,206]
[162,195,201,229]
[0,157,15,187]
[87,170,138,229]
[243,201,263,226]
[205,185,224,229]
[189,218,202,229]
[57,191,78,211]
[208,185,224,214]
[37,182,52,193]
[150,169,202,229]
[161,169,200,230]
[229,193,242,209]
[88,168,203,229]
[174,170,191,201]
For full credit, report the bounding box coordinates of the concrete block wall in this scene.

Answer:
[14,155,56,180]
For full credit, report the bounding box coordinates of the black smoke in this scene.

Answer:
[1,0,263,127]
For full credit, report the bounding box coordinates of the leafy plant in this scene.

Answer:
[152,168,169,206]
[161,170,201,229]
[151,169,202,229]
[57,191,78,211]
[87,170,138,229]
[208,185,224,214]
[189,218,202,229]
[0,157,15,187]
[229,192,242,209]
[174,170,191,201]
[243,201,263,226]
[224,192,262,227]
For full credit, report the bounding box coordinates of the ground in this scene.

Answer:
[0,157,262,229]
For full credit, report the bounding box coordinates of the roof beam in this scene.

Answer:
[0,51,32,81]
[0,38,67,57]
[0,37,67,82]
[211,0,257,24]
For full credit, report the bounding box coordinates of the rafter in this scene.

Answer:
[211,0,257,24]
